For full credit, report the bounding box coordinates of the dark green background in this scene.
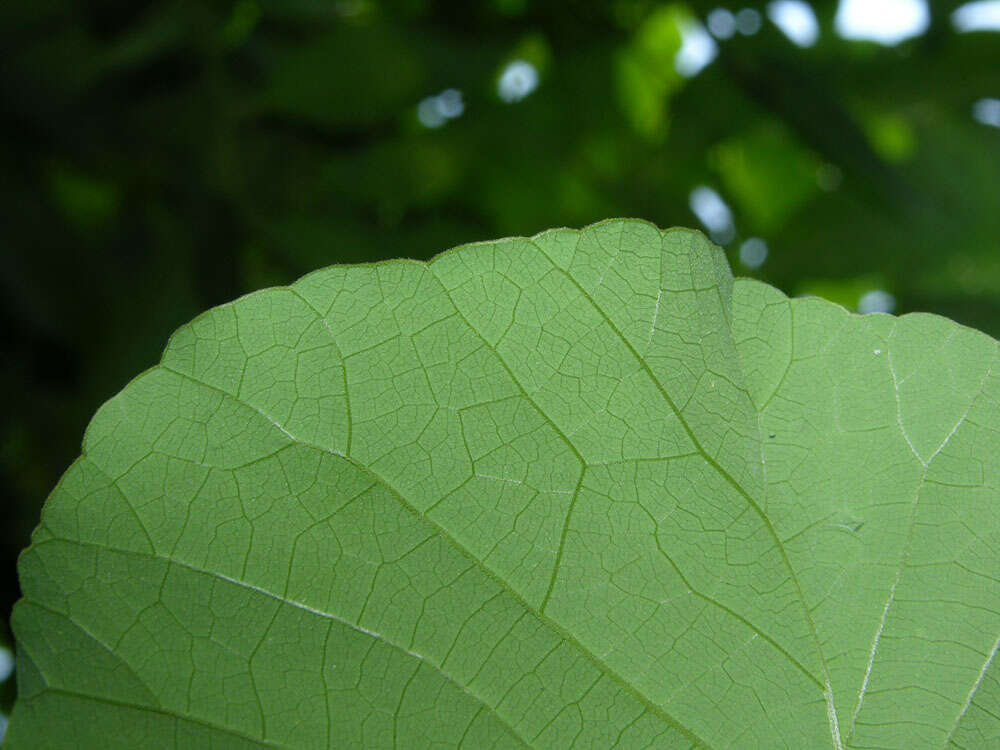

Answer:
[2,0,999,716]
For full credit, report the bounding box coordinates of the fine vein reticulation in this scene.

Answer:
[7,220,1000,749]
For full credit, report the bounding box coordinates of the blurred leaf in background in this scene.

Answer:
[1,0,999,723]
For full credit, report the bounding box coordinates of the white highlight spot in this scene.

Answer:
[497,60,539,103]
[835,0,929,45]
[973,98,1000,128]
[0,647,12,683]
[873,349,882,355]
[739,237,769,269]
[708,8,737,38]
[689,185,735,244]
[952,1,1000,32]
[858,289,896,314]
[676,19,718,76]
[768,0,820,46]
[435,89,464,118]
[417,89,465,128]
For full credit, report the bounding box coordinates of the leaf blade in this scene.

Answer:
[9,220,1000,748]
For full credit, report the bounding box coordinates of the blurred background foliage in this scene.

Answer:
[2,0,999,721]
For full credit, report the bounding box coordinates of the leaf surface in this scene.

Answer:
[7,220,1000,748]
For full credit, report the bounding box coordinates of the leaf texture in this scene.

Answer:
[7,220,1000,748]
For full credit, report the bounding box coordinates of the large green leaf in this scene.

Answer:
[7,220,1000,748]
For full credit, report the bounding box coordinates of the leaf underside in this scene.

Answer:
[7,220,1000,749]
